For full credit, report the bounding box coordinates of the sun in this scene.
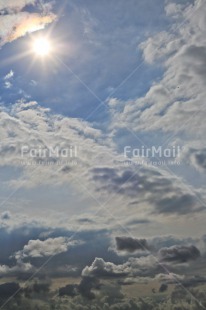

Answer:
[32,37,51,56]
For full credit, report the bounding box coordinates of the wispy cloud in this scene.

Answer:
[4,70,14,80]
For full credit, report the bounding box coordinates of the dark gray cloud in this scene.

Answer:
[59,276,100,300]
[0,282,20,300]
[126,218,151,225]
[1,211,11,220]
[115,237,150,253]
[189,148,206,171]
[159,245,201,264]
[78,277,99,300]
[91,166,204,215]
[59,284,78,298]
[154,193,205,215]
[152,235,197,250]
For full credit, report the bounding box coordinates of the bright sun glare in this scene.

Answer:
[33,38,51,56]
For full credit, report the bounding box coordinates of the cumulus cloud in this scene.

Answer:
[78,277,99,300]
[1,236,72,277]
[159,245,201,264]
[82,258,130,278]
[15,237,74,259]
[139,31,178,64]
[0,261,34,276]
[0,223,112,278]
[82,254,162,280]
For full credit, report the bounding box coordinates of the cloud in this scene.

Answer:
[4,81,12,89]
[15,237,71,259]
[0,100,114,189]
[0,12,56,46]
[0,261,34,276]
[81,255,163,281]
[82,258,130,278]
[0,0,36,13]
[0,99,204,220]
[115,237,150,253]
[158,245,201,264]
[0,0,205,250]
[1,0,206,298]
[126,219,151,225]
[91,166,204,215]
[0,223,113,278]
[78,277,99,300]
[59,277,100,300]
[3,70,14,88]
[4,70,14,80]
[153,192,205,215]
[165,2,187,18]
[139,31,178,64]
[154,272,185,282]
[0,0,56,47]
[1,211,11,220]
[0,282,20,299]
[109,0,206,141]
[189,148,206,172]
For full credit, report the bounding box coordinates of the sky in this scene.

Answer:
[0,0,206,308]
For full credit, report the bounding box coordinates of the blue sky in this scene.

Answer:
[1,0,206,306]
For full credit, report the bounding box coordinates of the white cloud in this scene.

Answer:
[0,99,205,221]
[0,0,36,13]
[109,0,206,137]
[165,2,187,18]
[0,261,34,276]
[4,81,12,89]
[0,100,116,191]
[0,12,56,46]
[0,0,56,47]
[82,255,160,279]
[15,237,71,258]
[82,257,131,277]
[4,70,14,80]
